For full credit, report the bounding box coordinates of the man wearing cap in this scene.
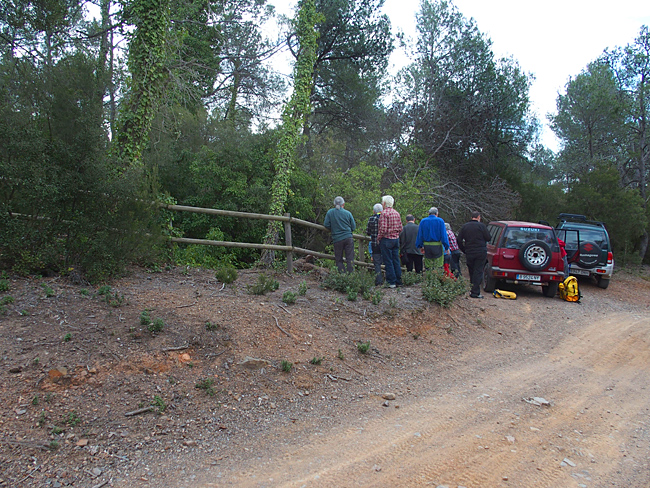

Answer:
[457,210,491,298]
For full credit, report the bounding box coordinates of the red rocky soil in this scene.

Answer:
[1,264,649,488]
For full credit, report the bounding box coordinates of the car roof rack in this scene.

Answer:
[557,213,607,228]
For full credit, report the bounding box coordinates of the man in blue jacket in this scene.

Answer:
[415,207,449,270]
[324,196,357,273]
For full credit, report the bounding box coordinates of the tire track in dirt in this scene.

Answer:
[203,311,650,488]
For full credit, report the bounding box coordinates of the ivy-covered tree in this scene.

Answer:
[261,0,320,263]
[285,0,393,168]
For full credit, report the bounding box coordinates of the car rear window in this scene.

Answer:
[503,227,558,251]
[560,228,608,250]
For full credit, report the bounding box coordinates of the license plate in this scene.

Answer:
[570,268,589,276]
[516,274,541,281]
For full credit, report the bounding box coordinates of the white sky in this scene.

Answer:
[270,0,650,151]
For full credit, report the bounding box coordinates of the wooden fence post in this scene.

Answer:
[357,237,365,263]
[284,213,293,273]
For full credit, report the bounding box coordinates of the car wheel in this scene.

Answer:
[483,263,497,293]
[519,240,552,272]
[576,241,601,268]
[542,281,558,297]
[597,276,610,289]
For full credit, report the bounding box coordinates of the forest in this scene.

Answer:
[1,0,648,281]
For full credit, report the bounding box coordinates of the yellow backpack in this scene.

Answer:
[493,289,517,300]
[558,276,581,302]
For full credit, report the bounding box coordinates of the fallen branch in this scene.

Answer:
[5,440,50,451]
[18,464,41,483]
[341,361,365,377]
[91,481,109,488]
[124,406,154,417]
[272,316,293,339]
[275,303,292,315]
[162,345,190,352]
[175,300,198,309]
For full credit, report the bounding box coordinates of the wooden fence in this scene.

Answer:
[162,204,372,273]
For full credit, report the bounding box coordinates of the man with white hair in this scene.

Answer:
[366,203,384,286]
[415,207,450,270]
[377,195,403,288]
[324,196,356,273]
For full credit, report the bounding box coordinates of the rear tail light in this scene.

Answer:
[607,252,613,265]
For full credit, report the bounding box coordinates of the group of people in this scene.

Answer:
[324,195,491,298]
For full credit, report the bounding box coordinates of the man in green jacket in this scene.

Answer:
[324,196,357,273]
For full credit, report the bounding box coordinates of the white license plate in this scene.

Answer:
[571,268,590,276]
[516,274,541,281]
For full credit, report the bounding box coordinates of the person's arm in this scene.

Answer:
[350,213,356,232]
[441,222,450,250]
[324,210,331,230]
[457,226,466,253]
[415,224,423,250]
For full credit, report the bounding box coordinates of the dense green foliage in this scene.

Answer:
[1,0,649,280]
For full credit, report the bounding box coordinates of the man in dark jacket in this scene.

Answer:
[457,211,491,298]
[400,215,423,273]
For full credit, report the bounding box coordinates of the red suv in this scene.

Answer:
[484,221,565,298]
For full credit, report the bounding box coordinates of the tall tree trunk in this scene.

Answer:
[113,0,170,171]
[259,0,319,265]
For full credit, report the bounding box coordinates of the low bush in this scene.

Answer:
[215,267,238,284]
[282,290,297,304]
[322,270,374,297]
[247,274,279,295]
[421,270,467,308]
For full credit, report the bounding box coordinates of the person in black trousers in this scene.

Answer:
[400,214,423,273]
[457,211,491,298]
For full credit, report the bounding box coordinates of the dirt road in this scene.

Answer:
[192,275,650,488]
[1,267,649,488]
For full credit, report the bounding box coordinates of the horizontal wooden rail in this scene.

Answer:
[171,238,373,268]
[162,204,370,241]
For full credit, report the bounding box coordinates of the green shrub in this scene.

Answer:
[247,274,279,295]
[64,412,80,426]
[346,287,357,301]
[195,378,216,396]
[370,289,383,305]
[1,296,14,305]
[357,341,371,354]
[298,280,308,296]
[309,357,323,365]
[401,271,423,286]
[41,284,55,297]
[280,360,293,372]
[282,290,297,304]
[97,285,111,296]
[140,310,151,325]
[421,270,467,308]
[151,395,166,413]
[215,267,238,284]
[322,270,374,296]
[205,321,219,331]
[63,333,72,342]
[148,318,165,333]
[0,279,9,292]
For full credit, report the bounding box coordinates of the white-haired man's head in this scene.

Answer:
[333,196,345,209]
[428,207,439,216]
[381,195,394,208]
[373,203,383,214]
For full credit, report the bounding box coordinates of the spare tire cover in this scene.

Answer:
[577,241,601,268]
[519,240,552,272]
